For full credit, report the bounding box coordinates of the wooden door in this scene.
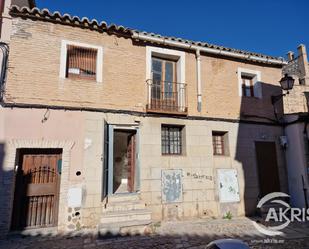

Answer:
[127,134,136,192]
[11,151,61,230]
[151,57,177,110]
[255,142,280,197]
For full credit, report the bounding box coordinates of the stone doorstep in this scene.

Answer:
[8,226,58,237]
[260,204,285,212]
[257,203,290,219]
[100,209,152,224]
[259,197,290,212]
[98,219,152,237]
[102,200,146,213]
[107,193,140,203]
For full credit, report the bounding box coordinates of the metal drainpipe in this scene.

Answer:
[196,49,202,112]
[132,32,287,113]
[0,42,9,101]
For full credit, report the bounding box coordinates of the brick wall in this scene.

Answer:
[4,17,283,121]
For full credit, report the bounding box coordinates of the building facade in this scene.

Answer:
[0,5,290,235]
[282,44,309,209]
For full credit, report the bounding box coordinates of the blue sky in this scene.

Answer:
[36,0,308,58]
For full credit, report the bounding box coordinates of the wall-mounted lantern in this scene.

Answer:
[271,74,295,105]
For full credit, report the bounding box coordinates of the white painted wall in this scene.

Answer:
[284,115,308,208]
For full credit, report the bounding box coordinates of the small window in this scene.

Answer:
[237,68,262,99]
[212,131,229,156]
[241,75,254,97]
[66,45,97,80]
[161,125,183,155]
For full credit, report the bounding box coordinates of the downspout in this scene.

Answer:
[196,49,202,112]
[0,42,9,101]
[132,32,286,113]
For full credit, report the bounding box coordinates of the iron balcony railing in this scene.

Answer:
[146,79,188,115]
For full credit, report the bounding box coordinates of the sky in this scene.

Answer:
[36,0,309,58]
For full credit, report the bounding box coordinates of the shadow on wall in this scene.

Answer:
[234,81,285,216]
[304,92,309,111]
[0,143,14,236]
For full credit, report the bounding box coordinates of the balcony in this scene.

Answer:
[146,79,188,115]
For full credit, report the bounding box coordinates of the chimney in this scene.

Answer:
[287,51,294,61]
[297,44,309,85]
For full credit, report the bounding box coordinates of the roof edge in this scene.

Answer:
[132,31,286,65]
[9,5,287,65]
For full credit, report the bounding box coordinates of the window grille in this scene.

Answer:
[162,125,183,155]
[212,132,226,155]
[66,45,97,79]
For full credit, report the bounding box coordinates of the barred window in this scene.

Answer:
[212,131,228,155]
[161,125,183,155]
[66,45,97,80]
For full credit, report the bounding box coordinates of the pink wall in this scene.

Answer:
[1,107,86,181]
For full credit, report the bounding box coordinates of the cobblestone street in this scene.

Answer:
[1,218,309,249]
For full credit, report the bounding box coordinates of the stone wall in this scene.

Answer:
[284,84,309,114]
[0,108,288,233]
[283,45,309,114]
[138,116,287,220]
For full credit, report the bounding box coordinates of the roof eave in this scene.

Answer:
[9,6,288,65]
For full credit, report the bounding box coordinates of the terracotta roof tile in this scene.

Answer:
[9,6,285,62]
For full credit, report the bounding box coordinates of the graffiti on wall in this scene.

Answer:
[186,172,213,181]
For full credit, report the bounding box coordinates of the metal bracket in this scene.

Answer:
[271,93,287,105]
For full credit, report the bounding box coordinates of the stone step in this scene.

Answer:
[102,201,146,212]
[257,201,290,219]
[98,219,152,236]
[100,209,152,224]
[260,203,289,213]
[107,193,140,203]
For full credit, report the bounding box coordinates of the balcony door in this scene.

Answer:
[151,57,177,110]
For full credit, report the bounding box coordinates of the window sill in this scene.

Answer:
[213,154,230,157]
[60,76,99,84]
[67,74,96,81]
[241,96,262,100]
[162,154,186,157]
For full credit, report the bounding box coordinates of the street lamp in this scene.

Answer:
[279,74,295,92]
[271,74,295,105]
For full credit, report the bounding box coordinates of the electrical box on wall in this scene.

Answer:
[161,169,183,203]
[67,187,83,208]
[218,169,240,203]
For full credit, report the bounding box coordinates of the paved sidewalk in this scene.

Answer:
[1,217,309,248]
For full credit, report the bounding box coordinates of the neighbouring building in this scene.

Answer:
[281,44,309,209]
[0,0,35,81]
[0,4,291,235]
[0,0,35,41]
